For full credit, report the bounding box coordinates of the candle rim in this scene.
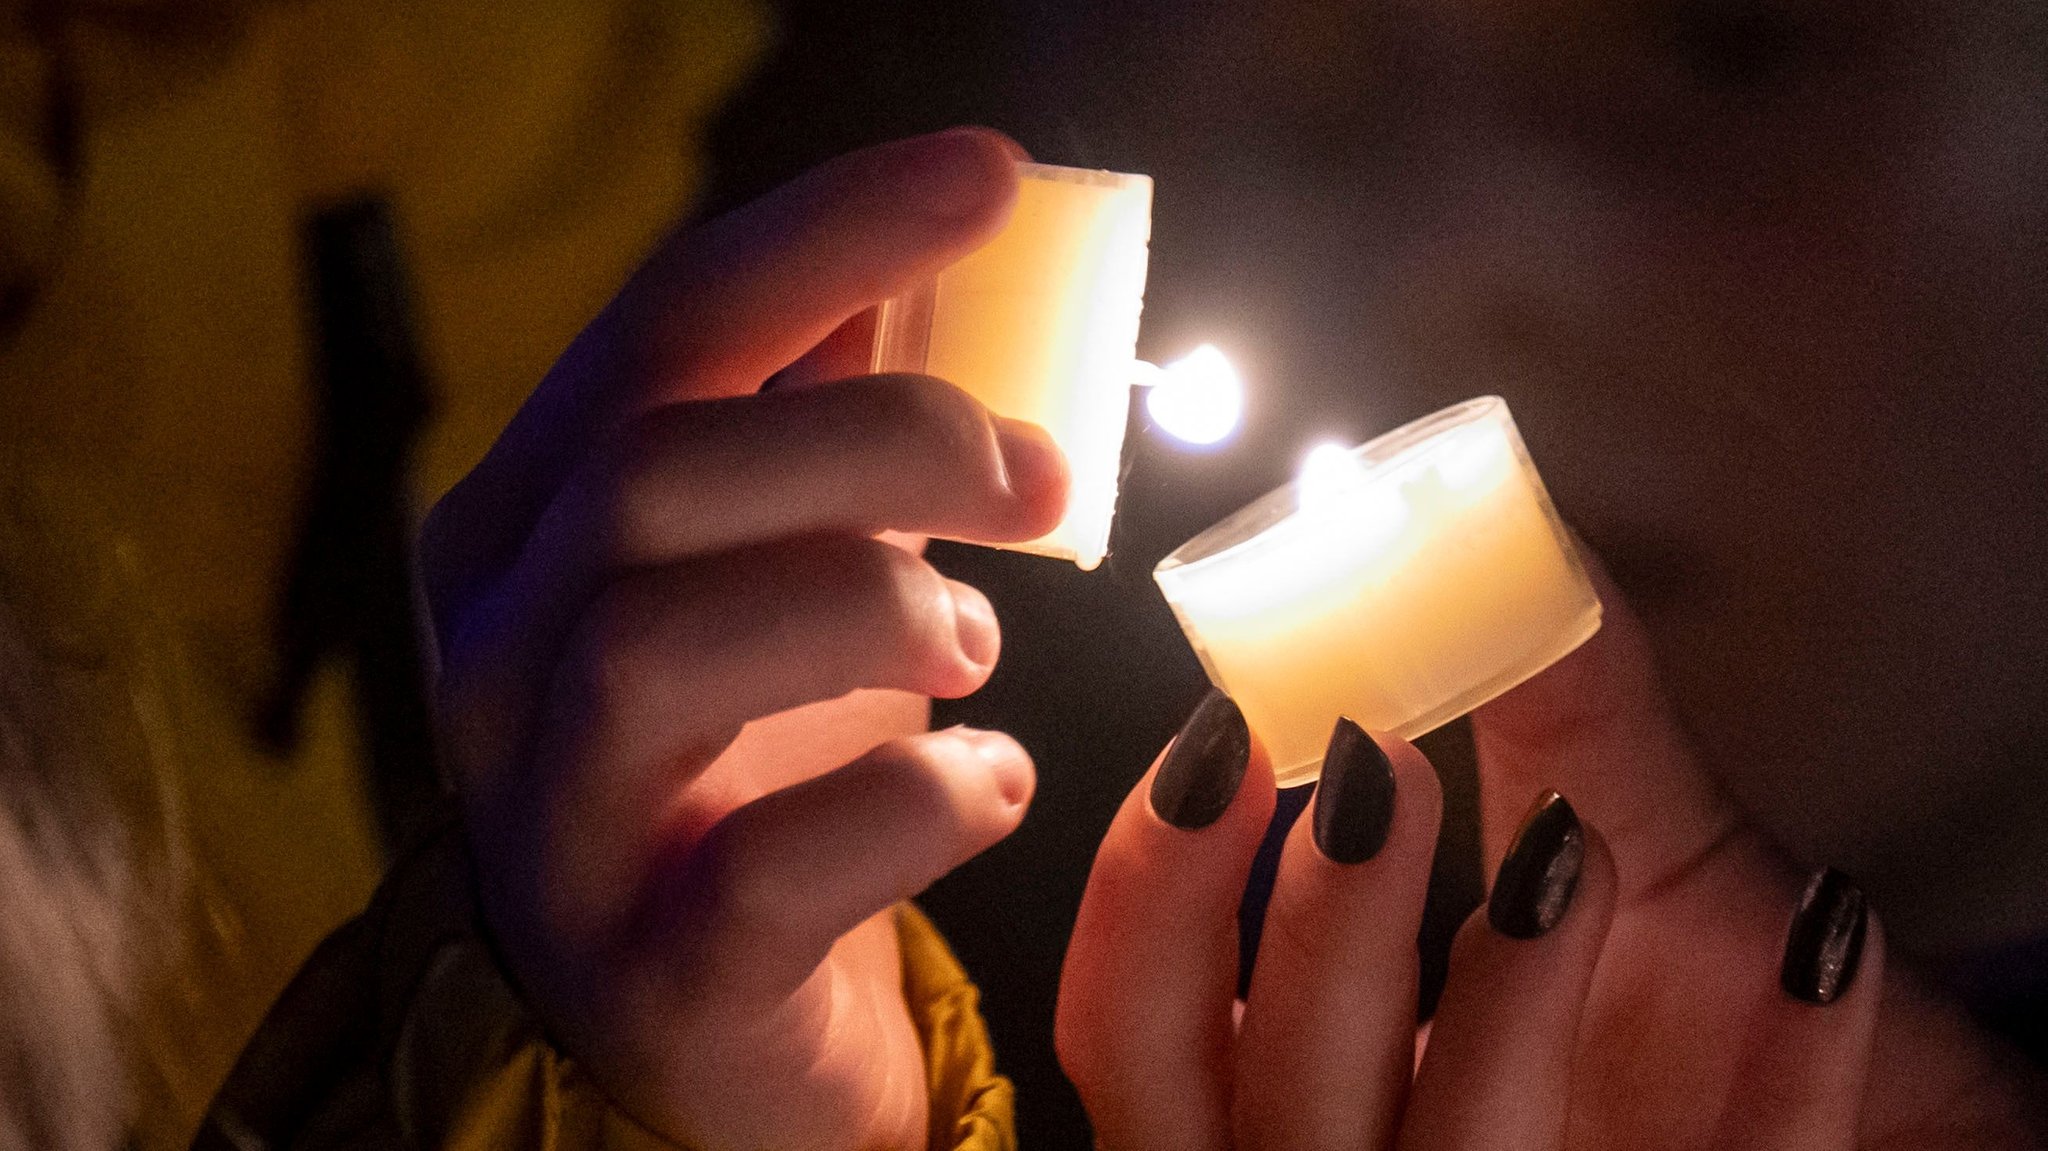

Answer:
[1015,160,1153,192]
[1154,395,1510,578]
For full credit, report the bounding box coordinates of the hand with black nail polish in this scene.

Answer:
[1055,544,2046,1151]
[1465,548,2044,1149]
[1064,695,1632,1151]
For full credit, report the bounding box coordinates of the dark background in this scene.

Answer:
[706,5,1486,1143]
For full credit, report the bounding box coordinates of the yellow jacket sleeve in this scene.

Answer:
[2,3,763,1146]
[193,816,1017,1151]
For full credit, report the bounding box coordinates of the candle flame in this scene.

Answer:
[1298,442,1371,514]
[1146,344,1244,446]
[1299,439,1411,540]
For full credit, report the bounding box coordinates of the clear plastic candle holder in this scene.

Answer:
[872,161,1152,570]
[1153,397,1602,786]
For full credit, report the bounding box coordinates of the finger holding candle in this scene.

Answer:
[442,374,1068,778]
[427,127,1026,640]
[1056,692,1277,1151]
[545,373,1070,574]
[873,161,1152,569]
[1466,556,1974,1149]
[419,131,1048,1151]
[1708,874,1883,1151]
[1396,800,1618,1151]
[1232,722,1444,1151]
[1468,545,1743,890]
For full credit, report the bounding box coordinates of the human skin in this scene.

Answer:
[1060,557,2045,1149]
[1040,0,2047,957]
[420,128,1069,1150]
[420,115,2044,1147]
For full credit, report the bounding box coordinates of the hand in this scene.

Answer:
[419,129,1063,1151]
[1058,551,2048,1150]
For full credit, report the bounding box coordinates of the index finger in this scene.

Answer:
[1057,692,1277,1151]
[1471,544,1745,895]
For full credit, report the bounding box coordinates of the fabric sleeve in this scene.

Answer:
[191,814,1017,1151]
[1,2,272,330]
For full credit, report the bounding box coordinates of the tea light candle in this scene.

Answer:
[1153,397,1602,786]
[873,162,1153,569]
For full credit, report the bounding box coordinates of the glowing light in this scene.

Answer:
[1432,424,1516,492]
[1145,344,1244,446]
[1151,397,1604,786]
[1298,442,1371,515]
[1297,440,1411,549]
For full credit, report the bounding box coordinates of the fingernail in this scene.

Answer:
[1312,718,1396,864]
[947,580,1000,670]
[1149,691,1251,830]
[994,417,1068,508]
[1781,867,1867,1004]
[917,127,1012,221]
[1488,789,1585,939]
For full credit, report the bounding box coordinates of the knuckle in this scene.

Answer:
[834,542,960,682]
[859,373,996,474]
[587,401,746,565]
[1259,891,1333,969]
[690,826,780,943]
[589,416,674,562]
[863,739,964,834]
[560,589,647,713]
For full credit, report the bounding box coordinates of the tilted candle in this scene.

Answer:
[873,162,1152,569]
[1153,397,1601,786]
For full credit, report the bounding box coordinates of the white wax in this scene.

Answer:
[873,162,1152,569]
[1155,397,1601,786]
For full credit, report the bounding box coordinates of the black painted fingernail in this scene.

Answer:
[1488,789,1585,939]
[1781,868,1868,1004]
[1150,691,1251,830]
[1312,718,1396,864]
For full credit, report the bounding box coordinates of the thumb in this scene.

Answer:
[1471,543,1743,895]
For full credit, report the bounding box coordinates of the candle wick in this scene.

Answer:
[1141,346,1244,447]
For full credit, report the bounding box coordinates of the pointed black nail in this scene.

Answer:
[1488,790,1585,939]
[1312,718,1396,864]
[1781,868,1867,1004]
[1150,691,1251,830]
